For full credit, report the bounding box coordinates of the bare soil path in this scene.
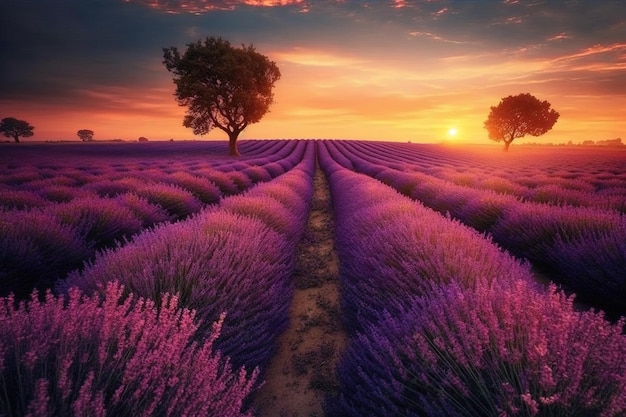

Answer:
[254,168,347,417]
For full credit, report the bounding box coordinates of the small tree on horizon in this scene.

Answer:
[163,36,281,157]
[77,129,94,141]
[0,117,34,143]
[484,93,560,151]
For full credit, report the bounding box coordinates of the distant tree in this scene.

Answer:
[77,129,94,141]
[0,117,34,143]
[484,93,560,151]
[163,37,281,157]
[138,136,149,142]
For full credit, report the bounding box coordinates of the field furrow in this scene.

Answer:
[255,167,347,417]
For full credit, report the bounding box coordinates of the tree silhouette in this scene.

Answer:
[484,93,560,151]
[77,129,94,141]
[163,37,281,157]
[0,117,34,143]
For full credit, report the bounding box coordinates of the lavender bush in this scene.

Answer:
[479,175,529,196]
[226,170,253,192]
[263,162,286,177]
[220,195,301,241]
[63,211,293,371]
[83,179,138,198]
[0,187,48,209]
[528,183,593,206]
[65,156,315,371]
[241,165,272,183]
[193,168,240,195]
[491,203,626,311]
[115,192,172,227]
[134,183,204,219]
[0,281,257,417]
[321,159,533,333]
[547,227,626,313]
[330,141,626,315]
[50,197,144,249]
[327,279,626,417]
[0,169,43,186]
[167,171,222,204]
[36,185,85,203]
[0,209,91,297]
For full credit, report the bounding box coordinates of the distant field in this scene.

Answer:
[1,140,625,417]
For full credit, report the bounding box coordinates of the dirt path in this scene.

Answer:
[254,168,347,417]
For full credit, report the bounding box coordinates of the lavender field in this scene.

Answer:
[1,140,625,417]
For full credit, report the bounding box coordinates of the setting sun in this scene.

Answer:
[448,128,458,137]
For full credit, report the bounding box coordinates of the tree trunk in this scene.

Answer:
[228,132,240,157]
[13,134,19,143]
[503,139,512,152]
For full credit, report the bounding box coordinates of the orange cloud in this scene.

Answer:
[243,0,305,5]
[274,48,366,68]
[392,0,406,8]
[125,0,308,14]
[549,42,626,70]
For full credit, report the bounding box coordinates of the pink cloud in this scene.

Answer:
[393,0,407,8]
[547,32,571,42]
[125,0,309,14]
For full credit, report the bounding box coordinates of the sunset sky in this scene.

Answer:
[1,0,625,144]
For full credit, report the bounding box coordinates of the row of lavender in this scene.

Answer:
[0,140,308,298]
[318,141,626,416]
[0,140,302,211]
[340,141,626,212]
[327,140,626,315]
[0,141,316,416]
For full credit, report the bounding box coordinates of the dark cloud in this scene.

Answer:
[0,0,335,103]
[1,1,173,102]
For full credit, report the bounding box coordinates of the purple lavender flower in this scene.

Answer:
[0,281,258,417]
[327,279,626,417]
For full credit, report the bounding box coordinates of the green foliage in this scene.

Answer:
[484,93,559,151]
[0,117,34,143]
[77,129,94,141]
[163,37,281,156]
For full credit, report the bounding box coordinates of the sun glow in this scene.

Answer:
[448,127,458,136]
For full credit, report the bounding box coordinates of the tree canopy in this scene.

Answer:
[0,117,34,143]
[163,37,281,156]
[484,93,560,151]
[77,129,94,141]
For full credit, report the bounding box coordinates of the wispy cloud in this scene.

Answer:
[274,48,366,67]
[125,0,311,14]
[546,32,571,42]
[550,43,626,69]
[408,31,470,44]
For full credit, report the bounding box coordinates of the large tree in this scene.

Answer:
[0,117,34,143]
[77,129,94,141]
[484,93,560,151]
[163,37,281,157]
